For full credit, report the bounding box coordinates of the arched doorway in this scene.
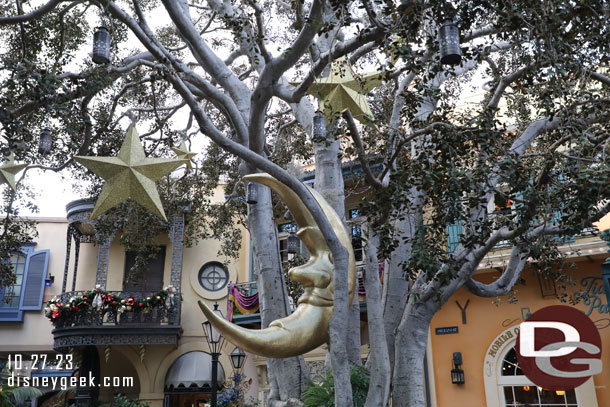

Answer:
[164,351,225,407]
[483,325,598,407]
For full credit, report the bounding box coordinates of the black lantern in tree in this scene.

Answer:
[439,19,461,65]
[38,128,52,155]
[202,303,225,407]
[230,347,246,373]
[312,111,326,141]
[451,352,465,384]
[246,182,258,205]
[92,27,111,64]
[287,231,298,255]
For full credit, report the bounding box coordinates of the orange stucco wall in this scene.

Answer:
[430,255,610,406]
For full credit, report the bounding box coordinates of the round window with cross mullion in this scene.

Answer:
[198,262,229,292]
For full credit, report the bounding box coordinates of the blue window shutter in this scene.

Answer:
[19,250,50,311]
[447,221,464,253]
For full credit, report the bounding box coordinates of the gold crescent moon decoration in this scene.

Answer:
[198,173,356,358]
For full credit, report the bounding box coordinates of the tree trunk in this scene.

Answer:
[391,297,438,407]
[381,215,418,369]
[311,120,354,406]
[313,120,362,367]
[363,231,391,407]
[248,184,308,402]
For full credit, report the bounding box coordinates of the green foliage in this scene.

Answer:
[0,192,38,289]
[102,394,149,407]
[302,366,370,407]
[0,386,43,407]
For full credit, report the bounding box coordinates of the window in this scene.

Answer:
[0,253,27,309]
[494,192,513,214]
[501,348,577,407]
[347,209,364,263]
[123,247,166,292]
[198,262,229,292]
[278,222,297,262]
[0,244,50,322]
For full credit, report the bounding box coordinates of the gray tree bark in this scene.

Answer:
[312,121,362,367]
[248,181,308,403]
[363,231,391,407]
[391,293,438,407]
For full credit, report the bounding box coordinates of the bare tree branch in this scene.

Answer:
[342,110,383,188]
[464,245,529,297]
[0,0,65,25]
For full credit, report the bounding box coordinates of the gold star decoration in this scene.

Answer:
[298,57,382,125]
[0,153,28,192]
[74,125,189,222]
[171,140,197,170]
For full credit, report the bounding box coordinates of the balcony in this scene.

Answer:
[51,290,182,352]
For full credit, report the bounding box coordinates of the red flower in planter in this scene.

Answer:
[139,303,143,307]
[52,309,60,319]
[126,298,135,306]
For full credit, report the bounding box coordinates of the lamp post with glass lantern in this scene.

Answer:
[202,303,225,407]
[229,347,247,402]
[230,347,246,373]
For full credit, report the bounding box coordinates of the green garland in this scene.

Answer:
[45,285,176,326]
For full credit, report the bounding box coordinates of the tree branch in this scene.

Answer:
[0,0,64,25]
[464,245,529,297]
[342,110,383,188]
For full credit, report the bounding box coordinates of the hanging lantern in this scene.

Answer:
[246,182,258,205]
[38,128,52,155]
[439,19,461,65]
[92,26,111,64]
[312,112,326,141]
[287,231,298,255]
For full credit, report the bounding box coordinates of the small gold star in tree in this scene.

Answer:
[171,140,197,170]
[0,153,28,192]
[75,125,189,221]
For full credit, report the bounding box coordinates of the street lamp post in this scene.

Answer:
[229,347,247,403]
[202,303,225,407]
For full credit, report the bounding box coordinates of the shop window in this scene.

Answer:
[500,348,577,407]
[0,245,50,322]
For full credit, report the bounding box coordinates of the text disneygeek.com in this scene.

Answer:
[8,372,135,391]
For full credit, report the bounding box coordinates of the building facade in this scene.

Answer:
[2,192,610,407]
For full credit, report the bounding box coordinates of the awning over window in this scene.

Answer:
[165,351,225,390]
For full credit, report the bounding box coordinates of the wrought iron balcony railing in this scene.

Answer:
[51,290,181,328]
[51,290,182,352]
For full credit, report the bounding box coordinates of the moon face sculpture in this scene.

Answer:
[198,173,356,358]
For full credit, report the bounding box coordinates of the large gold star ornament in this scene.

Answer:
[300,57,382,125]
[0,153,28,192]
[171,141,197,170]
[75,126,189,221]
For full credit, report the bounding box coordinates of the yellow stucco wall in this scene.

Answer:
[430,254,610,407]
